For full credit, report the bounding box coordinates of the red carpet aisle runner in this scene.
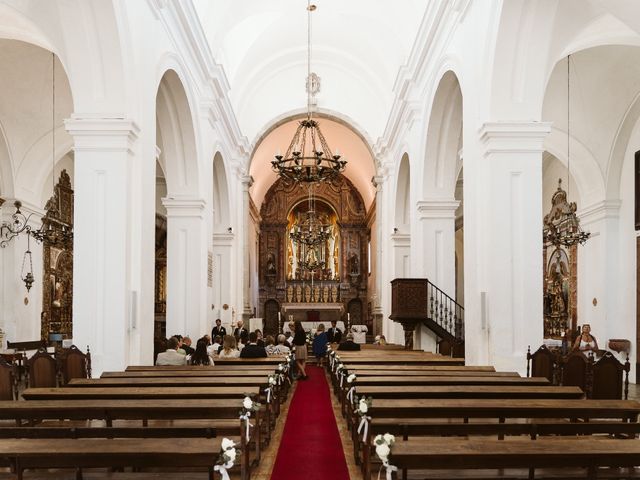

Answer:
[270,366,350,479]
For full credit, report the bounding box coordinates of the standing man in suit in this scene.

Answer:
[327,320,342,344]
[233,319,248,339]
[211,318,226,340]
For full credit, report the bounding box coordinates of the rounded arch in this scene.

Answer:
[155,68,201,197]
[0,120,14,198]
[422,70,463,197]
[394,153,410,233]
[249,112,376,211]
[212,151,231,231]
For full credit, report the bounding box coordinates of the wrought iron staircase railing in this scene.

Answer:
[425,279,464,345]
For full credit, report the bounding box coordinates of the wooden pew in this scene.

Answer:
[352,385,585,400]
[0,438,226,480]
[102,369,276,378]
[21,386,261,401]
[124,364,280,372]
[343,365,494,371]
[367,436,640,479]
[69,377,269,388]
[0,399,260,479]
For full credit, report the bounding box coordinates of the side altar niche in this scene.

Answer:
[258,174,369,335]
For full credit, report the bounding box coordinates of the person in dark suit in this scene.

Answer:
[233,320,248,339]
[181,336,195,356]
[240,331,268,358]
[327,320,342,344]
[211,318,226,340]
[337,333,361,351]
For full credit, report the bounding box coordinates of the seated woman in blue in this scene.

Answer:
[312,323,329,367]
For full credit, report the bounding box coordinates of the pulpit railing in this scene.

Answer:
[426,279,464,342]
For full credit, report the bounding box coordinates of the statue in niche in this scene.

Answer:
[266,253,276,276]
[313,285,320,303]
[544,248,570,337]
[331,284,338,303]
[328,226,337,280]
[349,253,359,275]
[323,285,329,303]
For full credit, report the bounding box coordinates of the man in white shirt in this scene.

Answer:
[156,337,188,366]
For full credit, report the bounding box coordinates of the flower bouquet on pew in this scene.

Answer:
[374,433,398,480]
[239,395,261,443]
[265,374,277,403]
[354,395,373,442]
[214,437,238,480]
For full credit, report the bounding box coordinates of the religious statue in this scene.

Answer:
[304,284,311,303]
[544,248,570,337]
[328,226,337,280]
[266,253,276,275]
[323,285,329,303]
[349,253,359,275]
[313,285,320,303]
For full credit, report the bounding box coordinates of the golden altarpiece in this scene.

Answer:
[41,170,74,341]
[258,175,369,335]
[543,180,579,339]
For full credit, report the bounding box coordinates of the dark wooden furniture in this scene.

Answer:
[71,376,269,388]
[560,349,593,393]
[592,350,631,400]
[21,386,261,400]
[349,376,550,387]
[0,357,17,401]
[351,385,585,399]
[526,344,558,383]
[0,438,224,480]
[102,369,278,378]
[6,340,46,351]
[0,352,25,383]
[350,369,518,377]
[344,364,494,372]
[57,344,91,384]
[368,437,640,480]
[26,348,58,388]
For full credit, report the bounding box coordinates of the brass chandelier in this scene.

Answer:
[271,1,346,184]
[543,55,590,248]
[289,186,331,247]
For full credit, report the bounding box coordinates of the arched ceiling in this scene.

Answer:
[249,116,376,210]
[193,0,429,143]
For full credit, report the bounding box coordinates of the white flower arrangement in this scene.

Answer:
[268,375,277,386]
[214,437,238,480]
[239,395,261,442]
[357,396,371,415]
[355,395,373,442]
[374,433,398,480]
[347,373,356,383]
[336,363,344,372]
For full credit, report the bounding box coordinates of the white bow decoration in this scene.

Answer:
[357,415,371,442]
[239,412,253,442]
[265,387,273,403]
[340,371,347,388]
[347,386,356,403]
[378,462,398,480]
[214,461,233,480]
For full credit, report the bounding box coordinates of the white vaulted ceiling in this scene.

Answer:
[193,0,429,143]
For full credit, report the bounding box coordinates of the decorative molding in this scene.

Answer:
[64,116,139,153]
[578,199,622,226]
[479,122,552,155]
[391,232,411,246]
[162,197,206,218]
[212,232,235,246]
[417,199,460,220]
[375,0,471,156]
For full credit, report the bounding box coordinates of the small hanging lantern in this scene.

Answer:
[21,234,34,293]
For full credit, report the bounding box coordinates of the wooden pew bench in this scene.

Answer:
[366,437,640,480]
[0,438,233,480]
[0,399,262,471]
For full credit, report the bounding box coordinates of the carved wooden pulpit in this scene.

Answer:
[390,278,428,350]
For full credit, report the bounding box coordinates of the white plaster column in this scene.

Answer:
[371,174,385,328]
[65,117,139,376]
[416,199,460,296]
[163,197,208,339]
[465,122,550,372]
[577,201,622,347]
[241,175,254,321]
[212,232,235,331]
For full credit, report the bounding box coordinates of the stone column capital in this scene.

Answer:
[479,121,551,155]
[416,198,460,220]
[64,116,139,152]
[162,196,206,218]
